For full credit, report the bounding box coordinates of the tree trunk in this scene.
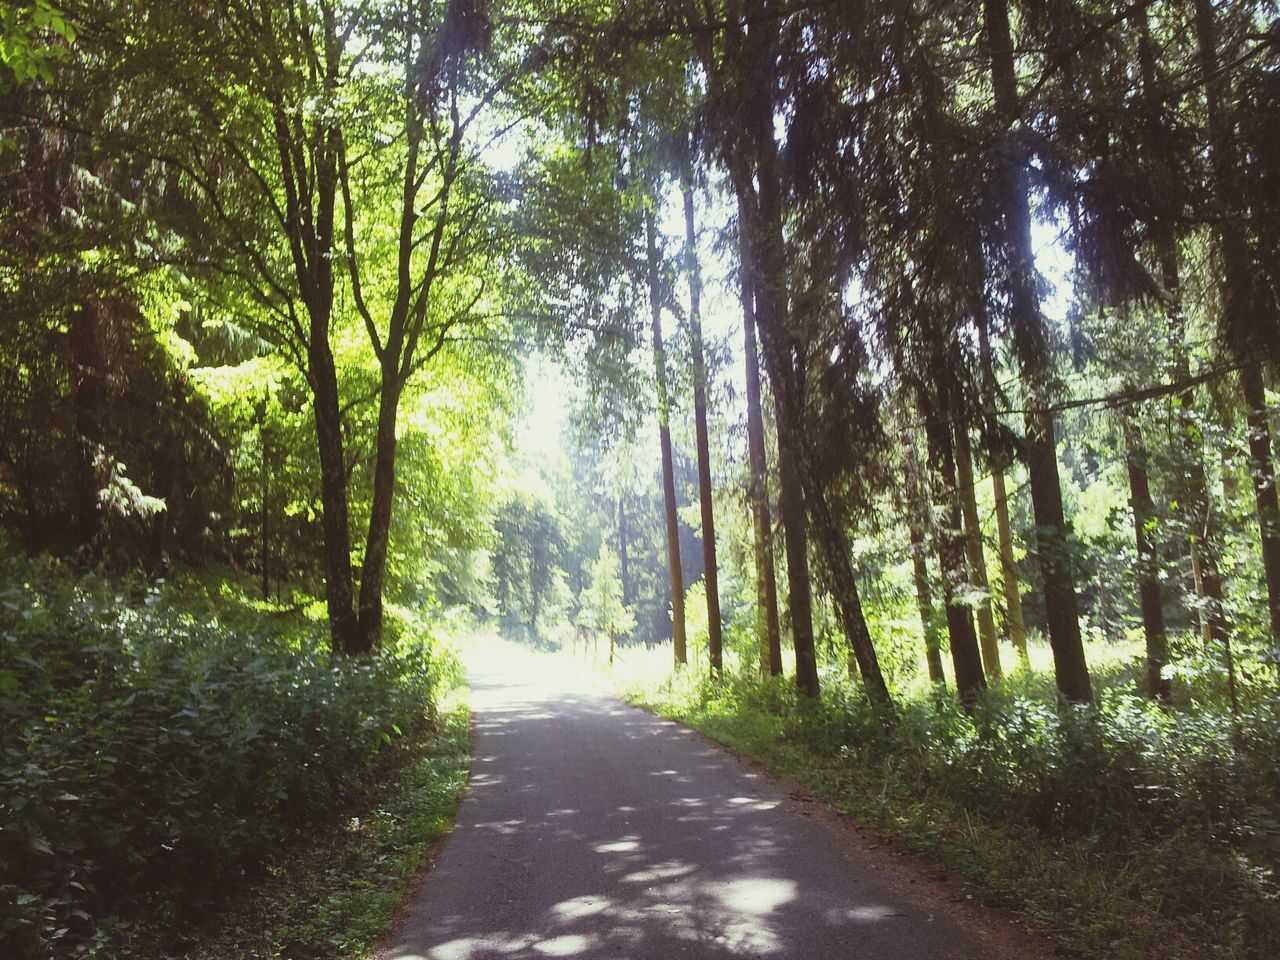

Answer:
[680,157,724,674]
[806,485,894,707]
[1241,364,1280,645]
[732,192,818,694]
[309,333,359,656]
[260,408,271,601]
[707,8,817,696]
[739,237,784,677]
[1024,408,1093,700]
[352,372,402,654]
[906,447,947,685]
[1125,408,1171,701]
[774,389,820,697]
[618,494,631,608]
[984,0,1092,702]
[740,240,819,697]
[991,469,1028,664]
[977,313,1028,665]
[910,525,947,685]
[955,425,1002,679]
[69,300,107,551]
[1192,0,1280,654]
[646,212,687,666]
[1137,21,1224,650]
[925,416,987,703]
[1160,251,1226,647]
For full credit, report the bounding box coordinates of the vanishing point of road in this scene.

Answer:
[381,642,1042,960]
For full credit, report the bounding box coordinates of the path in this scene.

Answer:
[382,644,1036,960]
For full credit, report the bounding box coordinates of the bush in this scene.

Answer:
[0,554,449,958]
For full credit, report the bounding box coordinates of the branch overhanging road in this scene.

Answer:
[383,642,1041,960]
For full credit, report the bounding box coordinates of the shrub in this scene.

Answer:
[0,554,449,958]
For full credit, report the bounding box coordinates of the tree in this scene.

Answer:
[1190,0,1280,650]
[983,0,1093,702]
[738,232,783,677]
[645,210,689,665]
[82,0,504,653]
[677,130,725,675]
[580,541,636,666]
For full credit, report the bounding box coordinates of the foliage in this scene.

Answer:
[0,550,455,959]
[0,2,74,89]
[579,543,635,646]
[182,701,470,960]
[492,484,564,632]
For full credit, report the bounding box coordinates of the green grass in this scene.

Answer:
[176,696,471,960]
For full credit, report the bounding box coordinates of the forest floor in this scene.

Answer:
[378,634,1051,960]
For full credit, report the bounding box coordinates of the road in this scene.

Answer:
[382,645,1033,960]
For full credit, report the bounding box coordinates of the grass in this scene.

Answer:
[175,694,471,960]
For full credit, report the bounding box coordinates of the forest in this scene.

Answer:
[3,1,1280,958]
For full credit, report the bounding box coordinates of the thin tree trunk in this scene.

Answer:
[739,237,783,677]
[991,469,1028,664]
[69,300,108,552]
[698,2,815,695]
[774,384,819,697]
[906,444,947,684]
[1192,0,1280,658]
[984,0,1091,702]
[646,212,687,667]
[911,526,947,685]
[618,494,631,608]
[734,196,818,696]
[1160,251,1226,647]
[680,154,724,674]
[1124,407,1171,701]
[955,425,1002,680]
[1241,364,1280,644]
[977,307,1028,664]
[1137,21,1224,650]
[260,408,270,601]
[925,416,987,703]
[806,484,894,707]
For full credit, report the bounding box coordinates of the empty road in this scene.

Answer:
[382,644,1035,960]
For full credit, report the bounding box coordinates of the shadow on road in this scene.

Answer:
[383,642,981,960]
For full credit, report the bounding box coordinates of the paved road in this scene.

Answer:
[383,648,1021,960]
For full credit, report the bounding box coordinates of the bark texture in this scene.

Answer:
[925,416,987,702]
[984,0,1092,701]
[646,213,688,666]
[680,159,725,674]
[1124,409,1171,701]
[740,251,784,677]
[955,427,1002,680]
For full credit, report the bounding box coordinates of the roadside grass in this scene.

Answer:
[177,694,470,960]
[617,635,1280,960]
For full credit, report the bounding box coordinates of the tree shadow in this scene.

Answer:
[383,654,984,960]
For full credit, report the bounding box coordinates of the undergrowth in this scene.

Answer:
[627,658,1280,960]
[0,551,460,959]
[177,699,470,960]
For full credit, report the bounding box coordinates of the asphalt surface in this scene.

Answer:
[383,648,1014,960]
